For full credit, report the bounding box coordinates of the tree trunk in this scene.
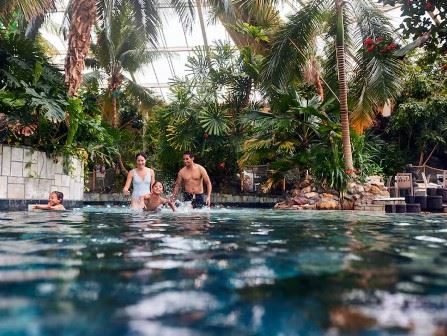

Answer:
[111,94,118,128]
[64,0,96,97]
[335,0,354,171]
[418,150,424,166]
[116,153,128,177]
[422,144,437,166]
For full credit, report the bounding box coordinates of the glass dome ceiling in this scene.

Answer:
[41,1,403,101]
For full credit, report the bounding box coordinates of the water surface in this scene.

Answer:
[1,208,447,335]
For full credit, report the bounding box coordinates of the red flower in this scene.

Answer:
[386,43,397,50]
[367,45,375,52]
[375,37,384,43]
[363,37,374,46]
[424,2,434,10]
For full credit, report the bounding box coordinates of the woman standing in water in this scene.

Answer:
[123,152,155,208]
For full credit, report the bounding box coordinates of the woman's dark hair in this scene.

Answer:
[135,152,147,159]
[52,191,64,202]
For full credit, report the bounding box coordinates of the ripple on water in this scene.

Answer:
[0,269,79,282]
[415,236,447,243]
[394,222,411,226]
[145,260,187,269]
[352,291,447,335]
[125,291,219,319]
[0,208,447,335]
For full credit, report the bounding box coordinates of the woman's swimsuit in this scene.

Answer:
[132,168,151,200]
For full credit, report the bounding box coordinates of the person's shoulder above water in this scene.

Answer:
[144,181,176,212]
[31,191,65,211]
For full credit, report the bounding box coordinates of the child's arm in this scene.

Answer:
[164,198,176,212]
[33,204,51,210]
[51,204,65,210]
[33,204,65,210]
[160,197,175,212]
[143,198,149,210]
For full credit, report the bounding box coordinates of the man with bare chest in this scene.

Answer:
[171,152,212,208]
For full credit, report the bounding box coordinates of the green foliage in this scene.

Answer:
[154,42,257,190]
[233,22,270,43]
[381,52,447,167]
[351,133,384,179]
[0,33,67,149]
[87,2,160,128]
[264,0,405,132]
[0,32,121,172]
[311,136,349,192]
[239,86,353,192]
[65,97,83,146]
[388,97,447,164]
[378,0,446,55]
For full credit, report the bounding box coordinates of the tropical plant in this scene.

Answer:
[239,86,350,192]
[377,52,447,168]
[208,0,280,54]
[154,42,258,190]
[388,97,447,166]
[85,2,160,127]
[378,0,446,57]
[263,0,406,170]
[64,0,195,98]
[0,32,122,170]
[0,33,67,149]
[0,0,56,27]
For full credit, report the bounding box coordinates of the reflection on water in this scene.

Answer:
[0,209,447,335]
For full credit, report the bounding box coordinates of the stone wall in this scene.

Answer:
[84,192,282,208]
[274,175,391,211]
[0,145,83,209]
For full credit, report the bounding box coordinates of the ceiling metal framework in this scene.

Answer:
[43,0,401,101]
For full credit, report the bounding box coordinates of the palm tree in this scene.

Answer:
[65,0,96,97]
[63,0,195,97]
[207,0,281,54]
[264,0,404,170]
[334,0,353,170]
[0,0,56,24]
[84,2,160,127]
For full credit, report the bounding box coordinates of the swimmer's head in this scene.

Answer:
[49,191,63,206]
[152,181,164,195]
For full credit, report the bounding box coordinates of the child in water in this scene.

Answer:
[144,181,176,212]
[33,191,66,210]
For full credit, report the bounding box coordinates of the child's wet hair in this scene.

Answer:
[51,191,64,202]
[153,181,164,189]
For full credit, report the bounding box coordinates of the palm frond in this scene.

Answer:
[120,48,169,73]
[125,80,160,109]
[125,0,161,46]
[82,69,104,87]
[262,0,329,88]
[166,119,198,151]
[348,0,404,132]
[348,0,394,50]
[168,0,195,31]
[198,103,231,136]
[0,0,55,22]
[351,54,404,131]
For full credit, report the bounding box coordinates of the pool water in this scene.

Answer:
[1,208,447,335]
